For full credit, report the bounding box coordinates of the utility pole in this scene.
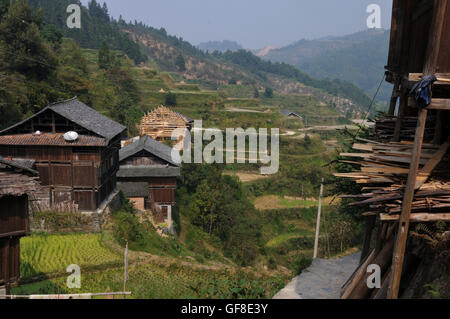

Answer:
[123,241,128,299]
[313,178,324,259]
[301,184,304,208]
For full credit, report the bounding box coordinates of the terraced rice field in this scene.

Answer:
[20,233,122,279]
[14,233,288,299]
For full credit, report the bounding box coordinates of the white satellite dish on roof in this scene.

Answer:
[64,131,79,142]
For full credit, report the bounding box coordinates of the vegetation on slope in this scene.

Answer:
[262,29,392,101]
[213,49,373,108]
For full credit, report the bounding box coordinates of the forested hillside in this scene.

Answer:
[27,0,146,63]
[0,0,142,134]
[262,29,392,101]
[197,40,243,52]
[24,0,373,114]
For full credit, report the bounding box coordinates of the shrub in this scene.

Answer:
[165,92,177,106]
[268,255,277,270]
[30,210,94,233]
[111,211,147,249]
[290,254,312,275]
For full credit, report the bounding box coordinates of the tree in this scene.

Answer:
[175,54,186,71]
[0,0,57,80]
[165,92,177,106]
[98,41,113,69]
[264,87,273,98]
[41,24,63,49]
[253,88,259,98]
[304,133,311,145]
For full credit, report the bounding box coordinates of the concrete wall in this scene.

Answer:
[130,197,145,211]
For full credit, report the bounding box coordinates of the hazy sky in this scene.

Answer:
[80,0,393,49]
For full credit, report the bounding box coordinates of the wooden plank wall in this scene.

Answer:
[0,196,29,237]
[407,0,434,73]
[0,237,20,286]
[0,140,120,211]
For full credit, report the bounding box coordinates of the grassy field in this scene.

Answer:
[12,232,289,299]
[253,195,317,210]
[20,233,122,280]
[12,263,287,298]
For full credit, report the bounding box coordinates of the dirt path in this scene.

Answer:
[299,124,359,132]
[225,107,266,113]
[273,252,360,299]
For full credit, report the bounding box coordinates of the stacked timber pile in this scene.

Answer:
[337,138,450,224]
[373,113,436,142]
[335,138,450,298]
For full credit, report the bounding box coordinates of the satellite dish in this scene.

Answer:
[64,131,79,142]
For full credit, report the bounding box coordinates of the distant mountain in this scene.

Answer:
[197,40,243,52]
[255,46,279,57]
[261,29,392,101]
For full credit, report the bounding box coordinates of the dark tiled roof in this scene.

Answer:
[0,98,126,142]
[0,156,38,175]
[281,109,302,118]
[117,165,181,178]
[0,133,107,147]
[174,111,194,123]
[49,98,126,140]
[119,135,180,166]
[117,182,149,197]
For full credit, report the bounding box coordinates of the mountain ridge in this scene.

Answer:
[197,40,243,52]
[261,29,392,101]
[27,0,375,115]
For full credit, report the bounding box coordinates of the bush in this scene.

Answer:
[30,210,94,233]
[290,254,312,275]
[264,87,273,98]
[111,211,147,248]
[268,255,277,270]
[165,92,177,106]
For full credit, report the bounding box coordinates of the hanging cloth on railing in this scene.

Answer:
[409,75,437,109]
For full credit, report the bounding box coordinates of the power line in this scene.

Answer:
[0,47,57,69]
[0,72,74,96]
[352,73,386,141]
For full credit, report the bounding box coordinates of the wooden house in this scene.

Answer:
[0,156,40,294]
[117,136,180,227]
[139,106,193,141]
[0,98,126,212]
[385,0,450,143]
[337,0,450,299]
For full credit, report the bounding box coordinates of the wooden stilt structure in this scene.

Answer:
[337,0,450,299]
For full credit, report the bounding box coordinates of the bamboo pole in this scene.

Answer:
[123,241,128,299]
[313,178,324,259]
[388,80,400,116]
[387,108,427,298]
